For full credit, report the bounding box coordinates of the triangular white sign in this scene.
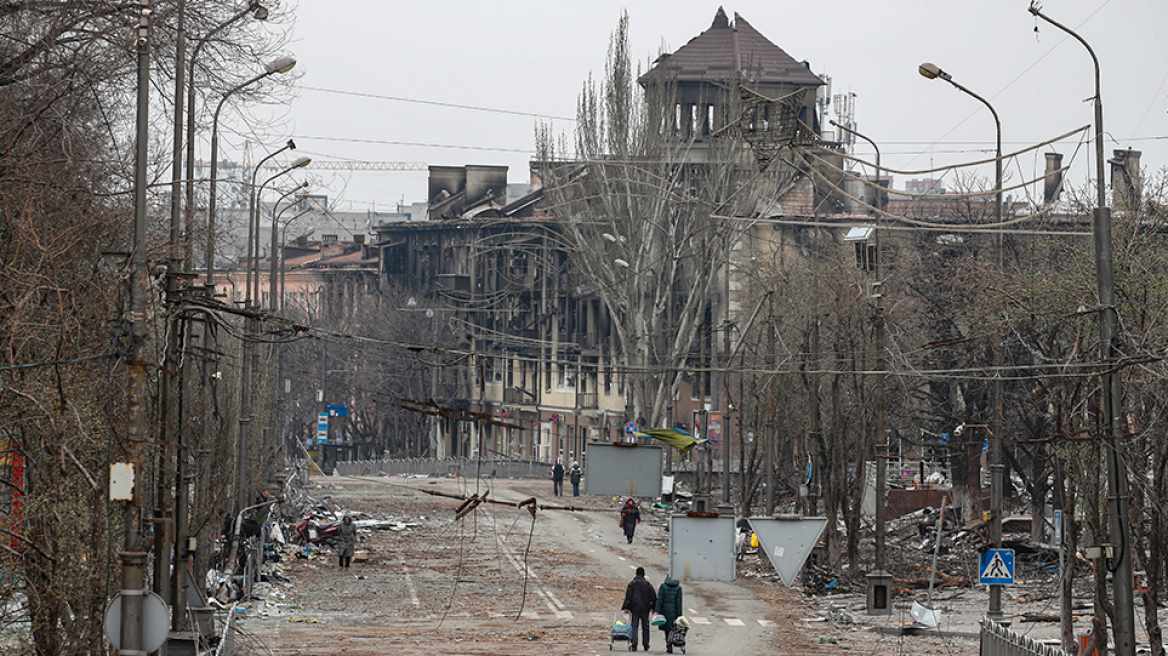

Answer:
[749,516,828,587]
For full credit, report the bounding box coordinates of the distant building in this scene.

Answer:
[905,178,945,195]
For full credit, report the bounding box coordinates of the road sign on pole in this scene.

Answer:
[750,516,829,587]
[979,548,1015,585]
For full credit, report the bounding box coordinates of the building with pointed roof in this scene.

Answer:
[640,7,824,143]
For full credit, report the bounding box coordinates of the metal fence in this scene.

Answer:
[981,620,1070,656]
[331,457,553,479]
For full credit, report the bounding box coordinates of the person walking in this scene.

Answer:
[621,566,656,651]
[569,461,583,496]
[655,576,684,653]
[620,498,641,544]
[337,515,357,571]
[551,458,565,496]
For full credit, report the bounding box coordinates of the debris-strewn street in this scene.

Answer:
[226,474,1091,656]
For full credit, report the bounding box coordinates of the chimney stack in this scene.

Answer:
[1110,149,1142,209]
[1043,152,1063,205]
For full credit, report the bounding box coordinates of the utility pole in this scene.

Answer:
[765,305,775,515]
[159,0,185,628]
[116,2,151,652]
[807,318,822,516]
[1027,7,1134,653]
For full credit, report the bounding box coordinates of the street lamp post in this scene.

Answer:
[1026,7,1133,656]
[279,223,314,311]
[186,11,274,606]
[919,61,1005,623]
[184,2,269,273]
[234,154,308,516]
[118,3,152,652]
[207,55,295,289]
[252,156,310,307]
[270,181,309,310]
[243,143,297,304]
[834,119,892,615]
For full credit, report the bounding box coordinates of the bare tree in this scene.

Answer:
[537,12,791,430]
[0,2,295,652]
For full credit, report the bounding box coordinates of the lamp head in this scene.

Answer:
[602,233,618,243]
[918,62,951,82]
[286,139,296,150]
[266,55,296,74]
[252,3,269,20]
[290,156,311,169]
[614,258,631,269]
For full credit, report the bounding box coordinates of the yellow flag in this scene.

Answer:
[633,428,707,453]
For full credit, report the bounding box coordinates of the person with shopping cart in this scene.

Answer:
[621,566,657,651]
[655,576,686,654]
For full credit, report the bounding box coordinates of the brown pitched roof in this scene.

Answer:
[641,8,823,87]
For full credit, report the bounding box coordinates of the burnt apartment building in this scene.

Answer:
[373,9,833,463]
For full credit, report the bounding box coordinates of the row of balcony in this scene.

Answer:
[502,387,599,409]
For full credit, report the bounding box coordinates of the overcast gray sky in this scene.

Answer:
[233,1,1168,212]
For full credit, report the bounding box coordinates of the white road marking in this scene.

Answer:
[494,532,569,613]
[398,559,420,607]
[724,618,745,626]
[554,610,573,619]
[544,590,569,611]
[758,619,775,627]
[691,616,711,625]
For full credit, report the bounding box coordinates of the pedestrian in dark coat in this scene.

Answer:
[621,566,656,651]
[569,461,583,496]
[655,577,684,652]
[337,516,357,570]
[620,499,641,543]
[551,459,565,496]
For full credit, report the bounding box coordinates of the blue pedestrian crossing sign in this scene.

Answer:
[979,548,1015,585]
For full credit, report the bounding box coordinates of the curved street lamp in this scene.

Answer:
[919,61,1006,623]
[1026,6,1132,655]
[278,222,313,311]
[831,118,892,614]
[234,152,307,520]
[269,180,310,311]
[917,63,1001,230]
[243,140,296,305]
[252,155,310,306]
[185,2,270,276]
[207,54,297,288]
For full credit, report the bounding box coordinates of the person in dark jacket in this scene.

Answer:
[621,566,656,651]
[551,458,565,496]
[337,515,357,570]
[655,577,684,652]
[569,461,583,496]
[620,499,641,543]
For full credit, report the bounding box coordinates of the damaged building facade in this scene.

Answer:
[373,9,839,462]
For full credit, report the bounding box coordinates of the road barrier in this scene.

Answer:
[980,619,1070,656]
[330,457,552,479]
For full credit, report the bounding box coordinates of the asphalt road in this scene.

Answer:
[241,475,781,655]
[537,493,774,654]
[239,474,1013,656]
